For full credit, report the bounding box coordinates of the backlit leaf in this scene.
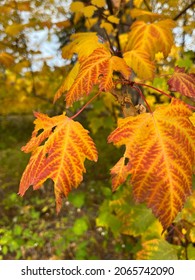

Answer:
[66,48,131,107]
[70,1,84,12]
[108,99,195,229]
[125,20,176,58]
[168,66,195,98]
[54,62,80,103]
[108,15,120,24]
[123,49,155,80]
[82,6,97,18]
[91,0,106,8]
[19,112,98,212]
[61,32,105,60]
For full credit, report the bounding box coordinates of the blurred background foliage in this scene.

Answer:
[0,0,195,259]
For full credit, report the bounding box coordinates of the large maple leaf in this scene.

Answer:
[168,66,195,99]
[19,112,98,212]
[125,20,176,59]
[66,48,131,107]
[108,99,195,229]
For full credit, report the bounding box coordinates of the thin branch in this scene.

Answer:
[131,85,153,114]
[137,82,173,99]
[70,92,100,120]
[174,1,195,20]
[143,0,152,11]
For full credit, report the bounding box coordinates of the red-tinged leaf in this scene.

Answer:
[108,99,195,230]
[168,66,195,98]
[66,48,131,107]
[19,112,98,212]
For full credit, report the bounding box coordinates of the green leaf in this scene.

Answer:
[136,239,179,260]
[68,192,85,208]
[73,218,88,236]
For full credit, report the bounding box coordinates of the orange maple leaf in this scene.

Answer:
[108,98,195,229]
[19,112,98,212]
[168,66,195,99]
[66,48,131,107]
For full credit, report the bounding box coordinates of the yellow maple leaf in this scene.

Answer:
[134,0,143,8]
[91,0,106,7]
[125,20,176,59]
[61,32,105,60]
[70,1,85,12]
[19,112,98,212]
[54,62,80,103]
[82,6,97,18]
[66,48,131,107]
[108,98,195,229]
[123,49,155,80]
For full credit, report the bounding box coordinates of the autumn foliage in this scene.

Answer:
[18,0,195,232]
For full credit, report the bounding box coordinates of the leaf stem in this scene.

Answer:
[137,82,173,99]
[70,92,100,120]
[131,85,153,114]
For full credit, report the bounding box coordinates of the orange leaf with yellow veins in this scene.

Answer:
[19,112,98,212]
[108,99,195,230]
[168,66,195,99]
[123,49,155,80]
[125,20,176,59]
[66,48,131,107]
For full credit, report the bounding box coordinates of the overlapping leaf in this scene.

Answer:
[108,99,195,229]
[123,49,155,80]
[168,66,195,98]
[19,112,98,212]
[61,32,105,60]
[66,48,131,107]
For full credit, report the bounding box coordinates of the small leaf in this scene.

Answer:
[168,66,195,98]
[108,99,195,229]
[91,0,106,7]
[108,15,120,24]
[5,23,25,36]
[0,52,14,67]
[70,1,85,12]
[82,6,97,18]
[19,112,98,212]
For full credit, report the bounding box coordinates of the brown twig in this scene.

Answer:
[174,1,195,20]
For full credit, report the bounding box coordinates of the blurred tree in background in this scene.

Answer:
[0,0,195,260]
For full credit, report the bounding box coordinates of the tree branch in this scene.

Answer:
[174,0,195,20]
